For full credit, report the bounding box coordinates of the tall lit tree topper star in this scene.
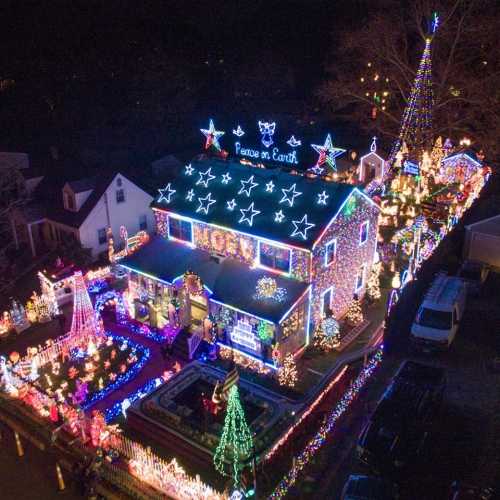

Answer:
[196,167,216,188]
[280,183,302,207]
[291,214,315,240]
[221,172,232,184]
[227,199,237,211]
[239,202,261,226]
[184,163,194,175]
[238,175,259,197]
[274,210,285,223]
[265,180,275,193]
[200,119,225,151]
[196,192,216,214]
[317,190,329,205]
[157,183,176,203]
[311,134,346,172]
[185,189,195,201]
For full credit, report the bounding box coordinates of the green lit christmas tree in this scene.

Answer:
[213,385,253,487]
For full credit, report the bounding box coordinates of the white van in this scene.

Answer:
[411,273,467,350]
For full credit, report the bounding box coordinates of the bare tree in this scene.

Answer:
[318,0,500,157]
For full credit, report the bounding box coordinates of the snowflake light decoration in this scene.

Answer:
[254,277,287,302]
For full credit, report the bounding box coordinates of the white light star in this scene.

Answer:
[227,199,237,210]
[200,119,225,151]
[186,189,195,201]
[238,175,259,197]
[265,181,275,193]
[221,172,232,184]
[317,190,329,205]
[239,202,261,226]
[311,134,346,172]
[274,210,285,223]
[184,164,194,176]
[280,183,302,207]
[196,167,216,188]
[196,192,216,214]
[291,214,316,240]
[157,183,176,203]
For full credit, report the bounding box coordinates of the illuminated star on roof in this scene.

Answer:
[311,134,346,172]
[239,202,261,226]
[317,190,329,205]
[196,192,216,214]
[274,210,285,223]
[185,164,194,175]
[291,214,315,240]
[200,119,225,151]
[186,189,195,201]
[280,183,302,207]
[196,167,216,188]
[227,199,237,210]
[238,175,259,197]
[221,172,232,184]
[158,183,176,203]
[265,181,275,193]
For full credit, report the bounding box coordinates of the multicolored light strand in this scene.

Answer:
[268,346,383,499]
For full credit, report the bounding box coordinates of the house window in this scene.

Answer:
[355,264,366,291]
[321,287,334,317]
[168,216,192,243]
[117,177,122,187]
[97,228,107,245]
[139,215,148,231]
[258,242,291,273]
[65,192,75,210]
[324,239,337,267]
[359,221,369,245]
[116,189,125,203]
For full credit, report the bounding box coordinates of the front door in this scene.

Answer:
[189,294,208,327]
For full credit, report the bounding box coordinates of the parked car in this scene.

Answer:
[411,273,467,350]
[341,474,399,500]
[457,260,489,296]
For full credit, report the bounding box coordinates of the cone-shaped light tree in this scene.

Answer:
[213,385,253,487]
[71,271,100,339]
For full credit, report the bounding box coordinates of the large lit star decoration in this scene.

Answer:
[221,172,232,184]
[196,192,216,214]
[291,214,315,240]
[157,183,176,203]
[227,199,237,211]
[317,190,329,205]
[186,189,195,201]
[239,202,260,226]
[196,167,216,188]
[274,210,285,223]
[311,134,346,173]
[200,119,225,151]
[238,175,259,197]
[280,183,302,207]
[258,121,276,148]
[254,277,287,302]
[184,164,194,176]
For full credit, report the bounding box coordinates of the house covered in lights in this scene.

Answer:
[119,158,379,363]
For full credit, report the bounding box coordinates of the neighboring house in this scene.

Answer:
[10,172,155,259]
[119,159,380,362]
[0,152,30,170]
[463,213,500,269]
[439,149,483,185]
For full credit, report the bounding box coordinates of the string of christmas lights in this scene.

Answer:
[269,346,383,499]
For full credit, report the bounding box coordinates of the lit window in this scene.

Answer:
[116,189,125,203]
[139,215,148,231]
[259,242,291,273]
[355,264,365,291]
[324,239,337,266]
[168,216,192,243]
[97,228,107,245]
[359,221,369,245]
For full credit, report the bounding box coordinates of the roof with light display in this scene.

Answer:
[152,160,357,248]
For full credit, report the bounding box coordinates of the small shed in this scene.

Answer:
[464,214,500,268]
[358,137,386,184]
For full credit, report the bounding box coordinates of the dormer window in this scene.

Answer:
[116,189,125,203]
[64,191,75,211]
